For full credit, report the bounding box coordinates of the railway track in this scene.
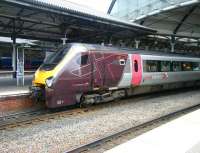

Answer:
[0,92,166,131]
[66,103,200,153]
[0,106,91,130]
[0,91,154,130]
[0,108,49,129]
[0,88,199,131]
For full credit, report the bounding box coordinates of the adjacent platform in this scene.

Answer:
[106,109,200,153]
[0,74,33,115]
[0,87,30,98]
[0,85,30,99]
[0,74,32,98]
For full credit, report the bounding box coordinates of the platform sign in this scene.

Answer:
[16,47,24,86]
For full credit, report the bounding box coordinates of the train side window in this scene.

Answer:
[172,61,181,72]
[143,60,159,72]
[182,62,192,71]
[81,54,88,65]
[192,62,200,71]
[161,61,170,72]
[77,54,89,65]
[134,60,138,72]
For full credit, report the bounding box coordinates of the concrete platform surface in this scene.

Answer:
[0,75,32,97]
[0,87,30,97]
[105,109,200,153]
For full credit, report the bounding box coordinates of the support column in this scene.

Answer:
[145,46,149,51]
[171,36,175,53]
[135,40,140,49]
[12,36,17,78]
[171,43,175,53]
[108,35,113,46]
[61,38,68,45]
[61,33,68,45]
[16,46,24,86]
[12,19,17,79]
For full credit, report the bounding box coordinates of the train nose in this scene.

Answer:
[33,69,54,86]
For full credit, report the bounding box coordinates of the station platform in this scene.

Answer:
[0,74,35,116]
[0,87,30,98]
[0,74,32,98]
[106,109,200,153]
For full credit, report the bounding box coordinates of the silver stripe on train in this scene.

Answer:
[118,54,132,88]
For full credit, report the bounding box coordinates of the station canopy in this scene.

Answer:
[129,1,200,39]
[108,0,200,39]
[0,0,156,43]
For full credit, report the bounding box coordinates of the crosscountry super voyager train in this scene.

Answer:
[31,43,200,108]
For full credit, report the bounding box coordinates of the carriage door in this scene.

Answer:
[72,51,93,93]
[90,51,104,89]
[104,53,127,87]
[132,54,142,86]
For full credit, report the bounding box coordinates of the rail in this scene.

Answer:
[67,104,200,153]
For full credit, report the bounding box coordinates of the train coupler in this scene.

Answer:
[30,86,45,102]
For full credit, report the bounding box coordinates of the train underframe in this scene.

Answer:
[31,80,200,108]
[80,81,200,105]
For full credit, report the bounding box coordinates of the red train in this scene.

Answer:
[32,43,200,108]
[0,56,43,70]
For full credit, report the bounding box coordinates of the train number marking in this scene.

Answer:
[57,100,64,105]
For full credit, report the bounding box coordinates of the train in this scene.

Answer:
[0,56,43,70]
[31,43,200,108]
[0,57,12,69]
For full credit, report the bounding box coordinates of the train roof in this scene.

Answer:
[70,43,200,59]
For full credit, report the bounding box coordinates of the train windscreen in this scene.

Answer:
[40,44,71,71]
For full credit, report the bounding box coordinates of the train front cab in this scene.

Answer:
[32,44,85,108]
[32,44,131,108]
[45,49,128,108]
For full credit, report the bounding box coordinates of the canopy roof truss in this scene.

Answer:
[0,0,155,42]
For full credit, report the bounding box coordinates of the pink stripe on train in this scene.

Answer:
[131,54,142,86]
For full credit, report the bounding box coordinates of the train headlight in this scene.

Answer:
[45,76,54,88]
